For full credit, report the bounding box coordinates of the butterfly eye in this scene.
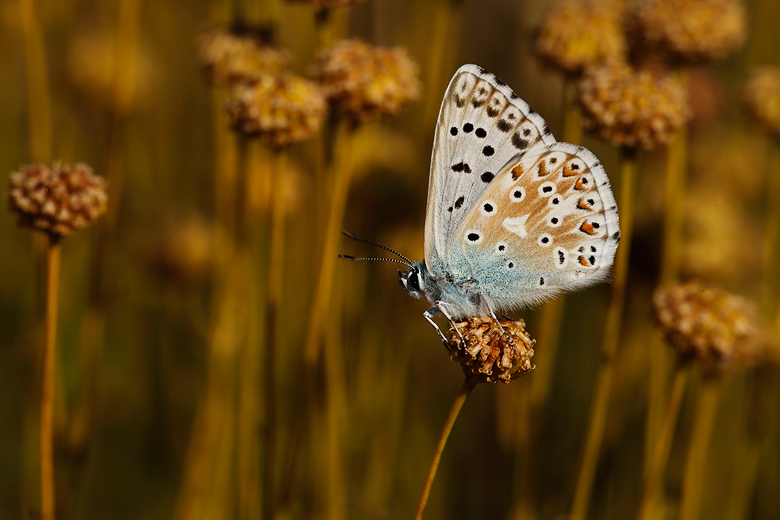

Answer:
[408,271,421,292]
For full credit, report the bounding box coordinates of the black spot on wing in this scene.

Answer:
[454,196,465,209]
[475,128,487,138]
[451,162,472,173]
[497,119,513,132]
[480,171,494,183]
[511,133,529,149]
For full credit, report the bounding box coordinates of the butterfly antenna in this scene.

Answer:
[340,230,414,266]
[338,255,412,268]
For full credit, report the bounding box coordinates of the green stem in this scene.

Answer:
[570,147,637,520]
[41,236,61,520]
[413,379,477,520]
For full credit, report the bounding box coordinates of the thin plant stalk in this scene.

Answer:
[645,123,689,477]
[279,121,358,510]
[636,362,691,520]
[570,147,638,520]
[262,150,287,520]
[679,376,722,520]
[41,236,61,520]
[413,379,477,520]
[20,0,52,163]
[760,139,780,316]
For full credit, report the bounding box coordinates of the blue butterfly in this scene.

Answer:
[344,65,620,347]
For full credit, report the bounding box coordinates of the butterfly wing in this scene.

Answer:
[424,65,556,278]
[448,142,620,312]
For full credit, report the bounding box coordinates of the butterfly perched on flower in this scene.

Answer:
[343,64,620,346]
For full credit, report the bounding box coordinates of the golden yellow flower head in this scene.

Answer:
[535,0,626,75]
[653,281,767,375]
[197,27,290,86]
[448,317,535,384]
[225,73,327,148]
[8,163,108,238]
[312,39,420,122]
[743,66,780,141]
[577,65,690,149]
[634,0,747,62]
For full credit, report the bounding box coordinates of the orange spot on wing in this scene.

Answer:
[538,162,549,177]
[578,256,589,266]
[574,178,586,190]
[577,198,591,210]
[580,222,596,235]
[511,164,524,180]
[563,165,577,177]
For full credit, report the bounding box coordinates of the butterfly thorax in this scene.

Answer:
[399,260,485,319]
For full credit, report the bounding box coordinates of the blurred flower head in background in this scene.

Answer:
[197,27,290,86]
[743,66,780,141]
[312,39,421,122]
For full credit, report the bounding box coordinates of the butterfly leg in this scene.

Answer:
[423,307,451,349]
[435,302,468,350]
[484,299,516,354]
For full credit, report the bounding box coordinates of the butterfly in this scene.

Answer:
[343,64,620,347]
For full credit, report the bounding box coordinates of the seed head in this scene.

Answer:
[8,163,108,238]
[634,0,747,63]
[197,28,290,86]
[653,281,767,375]
[743,67,780,141]
[448,317,535,384]
[312,39,420,122]
[225,73,327,148]
[534,0,626,76]
[577,65,690,149]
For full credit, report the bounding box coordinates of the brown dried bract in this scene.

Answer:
[312,39,420,122]
[8,163,108,238]
[577,65,690,150]
[448,317,535,384]
[653,281,772,375]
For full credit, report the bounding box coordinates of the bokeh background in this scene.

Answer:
[2,0,780,519]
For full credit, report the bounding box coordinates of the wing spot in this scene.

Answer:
[451,162,472,173]
[463,123,474,133]
[539,276,545,285]
[523,128,531,137]
[508,262,515,269]
[512,133,529,149]
[454,196,465,209]
[483,145,495,156]
[475,128,487,138]
[551,196,561,205]
[589,255,596,265]
[450,127,458,136]
[511,164,524,180]
[510,187,526,202]
[480,171,494,183]
[497,119,512,132]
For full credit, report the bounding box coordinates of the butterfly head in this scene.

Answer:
[398,261,427,299]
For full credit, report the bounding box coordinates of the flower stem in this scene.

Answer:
[570,146,637,520]
[679,376,721,520]
[636,361,690,520]
[20,0,52,163]
[413,378,477,520]
[262,150,287,520]
[41,236,61,520]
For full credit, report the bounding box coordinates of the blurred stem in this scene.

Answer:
[636,361,690,520]
[570,147,637,520]
[279,121,357,510]
[41,236,61,520]
[413,379,477,520]
[562,77,583,146]
[314,8,335,49]
[422,0,454,124]
[262,150,287,520]
[761,138,780,316]
[20,0,52,163]
[679,376,721,520]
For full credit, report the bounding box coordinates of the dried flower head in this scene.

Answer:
[577,65,690,149]
[653,281,767,375]
[448,317,535,384]
[225,73,327,147]
[144,215,214,290]
[197,28,290,86]
[535,0,626,76]
[8,163,107,238]
[634,0,747,63]
[312,39,420,122]
[743,67,780,141]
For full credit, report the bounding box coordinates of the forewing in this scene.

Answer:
[448,142,620,311]
[424,64,556,277]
